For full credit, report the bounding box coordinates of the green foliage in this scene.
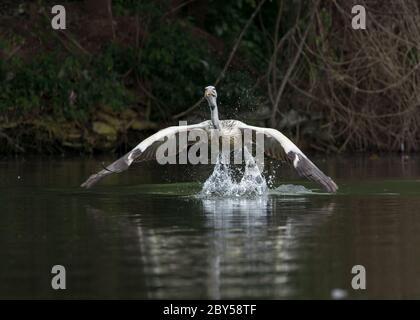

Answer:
[0,50,133,120]
[137,23,219,115]
[0,0,271,153]
[102,19,259,118]
[204,0,269,68]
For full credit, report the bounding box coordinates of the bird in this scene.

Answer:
[81,86,338,192]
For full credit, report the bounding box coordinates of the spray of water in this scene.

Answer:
[199,148,267,197]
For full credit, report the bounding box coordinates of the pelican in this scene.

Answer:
[81,86,338,192]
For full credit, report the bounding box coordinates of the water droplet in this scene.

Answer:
[331,288,348,300]
[199,148,267,198]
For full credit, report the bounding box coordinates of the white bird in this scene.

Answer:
[81,86,338,192]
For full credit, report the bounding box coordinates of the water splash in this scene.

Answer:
[199,149,267,197]
[272,184,313,195]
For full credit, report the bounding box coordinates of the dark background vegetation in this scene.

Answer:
[1,0,419,155]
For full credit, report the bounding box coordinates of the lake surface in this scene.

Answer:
[1,155,420,299]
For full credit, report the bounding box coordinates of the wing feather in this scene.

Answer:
[238,123,338,193]
[81,121,211,188]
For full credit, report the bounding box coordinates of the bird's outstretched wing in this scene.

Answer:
[238,123,338,193]
[81,121,211,188]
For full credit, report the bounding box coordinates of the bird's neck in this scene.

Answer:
[211,106,221,130]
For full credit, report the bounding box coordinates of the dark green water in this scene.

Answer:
[1,155,420,299]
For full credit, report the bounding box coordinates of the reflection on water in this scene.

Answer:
[200,197,335,299]
[99,194,336,299]
[1,156,420,299]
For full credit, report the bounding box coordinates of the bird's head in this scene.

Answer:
[204,86,217,110]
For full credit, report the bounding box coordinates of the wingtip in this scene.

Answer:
[80,181,90,189]
[80,181,91,189]
[80,173,100,189]
[326,178,338,193]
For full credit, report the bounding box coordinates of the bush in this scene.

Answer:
[0,50,133,120]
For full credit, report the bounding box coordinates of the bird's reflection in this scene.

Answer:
[200,196,272,299]
[199,195,335,298]
[85,193,336,299]
[201,196,270,228]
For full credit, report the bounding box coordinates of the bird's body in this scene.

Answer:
[211,120,243,148]
[81,86,338,192]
